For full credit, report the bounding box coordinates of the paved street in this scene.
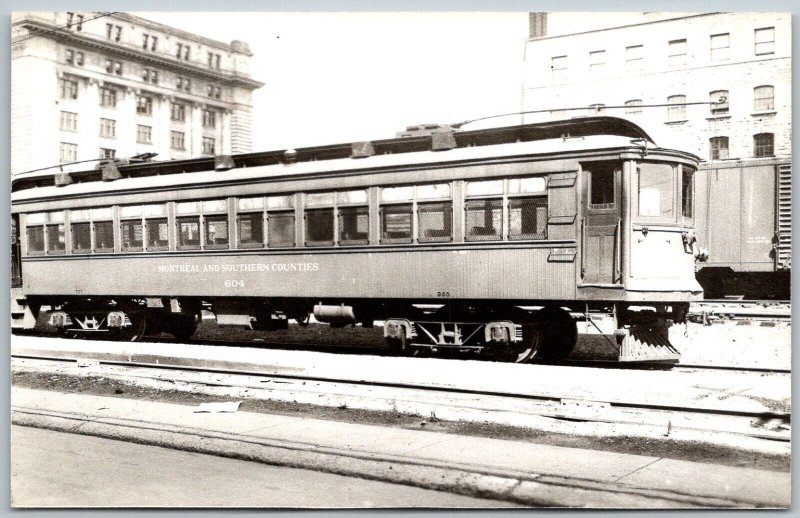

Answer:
[11,425,516,508]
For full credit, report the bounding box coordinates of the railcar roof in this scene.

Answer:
[12,116,681,199]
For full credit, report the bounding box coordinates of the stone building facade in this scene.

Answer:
[11,11,264,175]
[521,12,791,161]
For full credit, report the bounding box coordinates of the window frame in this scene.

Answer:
[709,136,730,160]
[753,133,775,158]
[753,85,775,112]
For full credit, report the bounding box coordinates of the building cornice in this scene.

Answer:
[13,19,264,90]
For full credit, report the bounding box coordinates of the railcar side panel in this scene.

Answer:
[20,246,578,301]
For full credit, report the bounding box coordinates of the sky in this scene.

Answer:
[140,12,530,151]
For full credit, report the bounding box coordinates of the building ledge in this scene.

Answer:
[705,115,731,121]
[751,110,777,117]
[663,120,688,125]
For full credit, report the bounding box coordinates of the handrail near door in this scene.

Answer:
[614,218,622,283]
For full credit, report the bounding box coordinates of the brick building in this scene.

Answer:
[521,12,791,162]
[11,11,264,175]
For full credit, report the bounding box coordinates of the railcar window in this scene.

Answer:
[509,197,547,240]
[465,199,502,241]
[143,204,168,251]
[267,195,295,248]
[205,216,229,248]
[508,177,546,194]
[94,221,114,252]
[26,226,45,255]
[71,222,91,252]
[681,167,695,220]
[638,163,675,218]
[589,166,615,209]
[237,197,265,248]
[177,217,201,249]
[381,204,413,243]
[120,205,144,252]
[418,202,453,243]
[337,190,369,245]
[46,223,66,254]
[305,209,334,246]
[466,180,504,197]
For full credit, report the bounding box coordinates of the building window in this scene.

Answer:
[100,148,116,159]
[176,42,191,60]
[588,104,605,115]
[625,45,643,71]
[208,52,221,69]
[66,12,84,31]
[59,142,77,163]
[142,68,158,85]
[171,102,185,122]
[99,118,116,138]
[105,59,122,76]
[709,90,729,115]
[709,136,729,160]
[668,39,687,66]
[136,95,153,116]
[551,55,567,80]
[106,23,122,42]
[99,87,117,108]
[710,33,730,61]
[667,95,686,121]
[60,111,77,132]
[753,133,774,157]
[202,109,216,128]
[171,131,185,150]
[207,85,222,99]
[754,85,775,111]
[142,33,158,52]
[589,50,605,74]
[176,76,191,93]
[59,78,78,100]
[136,125,152,144]
[65,49,84,66]
[755,27,775,55]
[202,137,215,155]
[624,99,643,115]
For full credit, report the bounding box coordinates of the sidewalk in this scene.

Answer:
[10,387,789,508]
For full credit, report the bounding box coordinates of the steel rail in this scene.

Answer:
[11,352,790,428]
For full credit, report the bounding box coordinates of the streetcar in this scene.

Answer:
[11,116,707,363]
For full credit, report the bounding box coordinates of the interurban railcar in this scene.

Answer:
[11,116,706,363]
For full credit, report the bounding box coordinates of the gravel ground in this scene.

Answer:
[11,367,790,473]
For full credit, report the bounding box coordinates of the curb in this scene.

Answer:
[12,407,752,508]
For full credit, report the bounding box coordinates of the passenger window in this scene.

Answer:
[465,180,503,242]
[337,190,368,245]
[26,213,46,255]
[202,200,229,249]
[70,209,91,253]
[237,197,264,248]
[380,204,413,243]
[144,204,168,251]
[304,192,334,247]
[681,167,694,220]
[509,197,547,240]
[91,207,114,253]
[177,217,200,249]
[267,195,295,248]
[120,205,144,252]
[418,202,452,243]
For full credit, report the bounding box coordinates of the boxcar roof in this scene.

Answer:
[12,116,696,203]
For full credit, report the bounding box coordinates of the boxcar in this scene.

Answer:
[11,116,706,363]
[694,157,791,299]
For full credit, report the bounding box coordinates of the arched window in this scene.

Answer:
[709,137,729,160]
[667,95,686,121]
[625,99,643,115]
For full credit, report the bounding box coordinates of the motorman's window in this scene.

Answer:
[266,195,295,248]
[588,163,616,209]
[681,166,695,220]
[638,163,675,219]
[465,180,503,241]
[144,204,168,251]
[380,186,414,244]
[237,197,265,248]
[29,212,66,255]
[120,205,144,252]
[337,190,369,245]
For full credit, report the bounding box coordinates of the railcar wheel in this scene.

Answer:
[485,325,543,363]
[537,307,578,360]
[115,312,147,342]
[386,334,407,355]
[169,313,198,342]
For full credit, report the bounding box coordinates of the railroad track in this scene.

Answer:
[11,350,790,444]
[689,300,791,322]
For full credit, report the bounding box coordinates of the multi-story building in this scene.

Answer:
[522,12,790,162]
[11,11,264,175]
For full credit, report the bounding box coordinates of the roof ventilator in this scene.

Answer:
[351,141,375,159]
[54,172,73,187]
[214,154,236,171]
[283,149,298,164]
[100,160,121,181]
[431,131,457,151]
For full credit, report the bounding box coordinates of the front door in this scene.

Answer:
[582,161,622,285]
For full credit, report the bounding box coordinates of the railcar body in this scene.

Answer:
[694,157,791,299]
[11,117,705,363]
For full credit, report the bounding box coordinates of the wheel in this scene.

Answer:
[386,334,407,355]
[294,313,310,327]
[169,313,198,341]
[537,307,578,360]
[484,324,544,363]
[114,312,147,342]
